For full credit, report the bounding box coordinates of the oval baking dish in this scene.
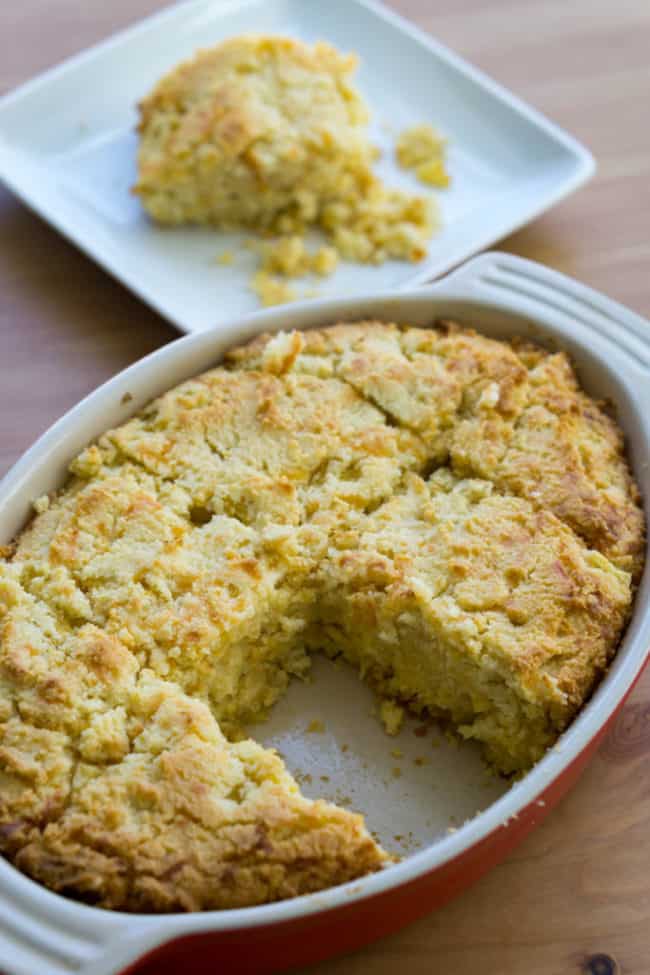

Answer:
[0,253,648,975]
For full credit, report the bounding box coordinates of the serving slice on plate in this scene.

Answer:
[0,0,593,331]
[133,32,441,307]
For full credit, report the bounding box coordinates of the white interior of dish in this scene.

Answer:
[0,254,648,975]
[257,657,507,856]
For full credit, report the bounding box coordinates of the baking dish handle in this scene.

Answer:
[425,251,650,388]
[0,876,177,975]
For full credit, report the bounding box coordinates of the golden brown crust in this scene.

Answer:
[0,320,644,910]
[230,321,644,578]
[133,36,371,225]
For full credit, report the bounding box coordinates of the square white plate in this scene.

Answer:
[0,0,594,334]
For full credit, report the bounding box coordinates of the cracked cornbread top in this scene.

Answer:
[0,321,644,912]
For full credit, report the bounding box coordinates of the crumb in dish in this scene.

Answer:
[380,700,405,736]
[255,236,339,279]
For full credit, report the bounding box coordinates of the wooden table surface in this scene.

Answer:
[1,2,650,973]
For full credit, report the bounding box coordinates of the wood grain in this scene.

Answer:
[1,2,649,973]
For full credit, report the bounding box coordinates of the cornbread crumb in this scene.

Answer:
[250,271,297,306]
[396,124,445,166]
[396,124,450,188]
[256,236,339,279]
[415,159,449,188]
[322,186,436,264]
[32,494,50,514]
[261,236,308,277]
[380,700,405,736]
[312,245,339,276]
[248,235,337,305]
[216,249,234,266]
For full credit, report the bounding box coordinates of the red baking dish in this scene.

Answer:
[0,253,648,975]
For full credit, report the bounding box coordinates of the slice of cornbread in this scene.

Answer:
[315,470,632,774]
[0,587,384,911]
[134,36,375,229]
[134,36,437,266]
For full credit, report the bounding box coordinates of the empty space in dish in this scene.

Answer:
[0,260,647,895]
[0,0,591,332]
[255,656,508,855]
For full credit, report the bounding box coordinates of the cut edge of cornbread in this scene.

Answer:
[312,470,633,774]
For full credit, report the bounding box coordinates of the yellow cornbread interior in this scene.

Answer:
[0,322,643,912]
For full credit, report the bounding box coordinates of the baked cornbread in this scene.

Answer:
[0,322,643,911]
[316,469,632,771]
[133,35,437,266]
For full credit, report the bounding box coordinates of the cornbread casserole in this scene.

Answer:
[0,322,643,912]
[133,36,437,268]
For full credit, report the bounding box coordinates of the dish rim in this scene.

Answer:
[0,252,647,974]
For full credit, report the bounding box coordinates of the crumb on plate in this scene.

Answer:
[134,35,440,306]
[396,123,450,188]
